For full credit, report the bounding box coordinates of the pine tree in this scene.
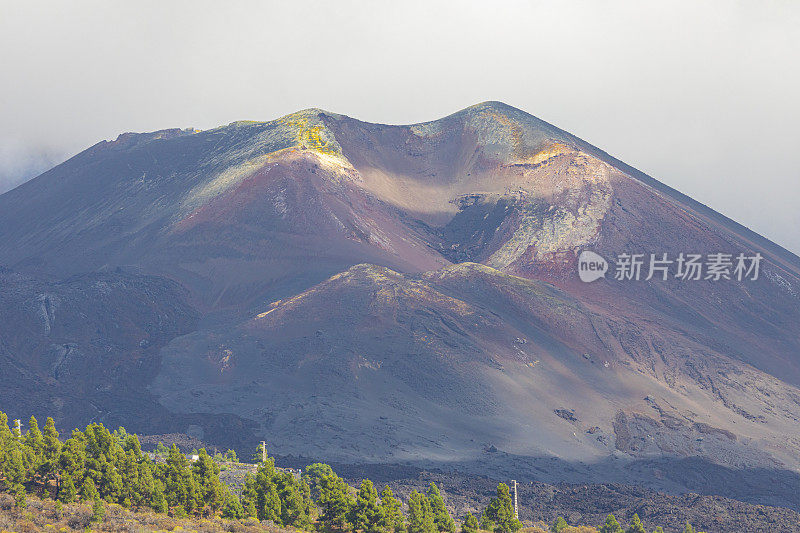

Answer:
[1,413,31,501]
[25,416,45,459]
[113,426,129,444]
[155,441,169,457]
[299,477,314,524]
[123,433,142,455]
[222,490,245,519]
[0,411,10,445]
[428,483,456,533]
[652,527,665,533]
[3,444,28,493]
[682,524,695,533]
[136,457,158,509]
[407,491,436,533]
[82,477,99,501]
[625,514,646,533]
[481,483,521,533]
[241,473,259,518]
[224,449,239,462]
[461,513,479,533]
[91,495,105,523]
[380,486,405,533]
[349,479,384,533]
[42,417,61,455]
[599,514,623,533]
[253,458,282,523]
[276,472,313,529]
[57,432,87,489]
[303,462,335,501]
[551,516,568,532]
[151,480,168,513]
[40,417,61,493]
[118,445,142,507]
[318,471,354,530]
[265,483,284,523]
[1,416,27,509]
[82,423,124,503]
[58,474,77,503]
[192,448,225,515]
[479,511,495,531]
[13,484,26,508]
[161,444,197,515]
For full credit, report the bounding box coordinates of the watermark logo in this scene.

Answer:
[577,250,762,282]
[578,250,608,282]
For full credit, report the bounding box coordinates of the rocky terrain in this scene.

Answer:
[0,102,799,516]
[382,471,800,533]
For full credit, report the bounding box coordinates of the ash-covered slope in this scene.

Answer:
[0,267,192,428]
[151,262,800,507]
[1,102,800,508]
[0,111,449,308]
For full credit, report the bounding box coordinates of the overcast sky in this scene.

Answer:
[1,1,798,254]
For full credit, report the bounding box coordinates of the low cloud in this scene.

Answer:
[0,141,65,193]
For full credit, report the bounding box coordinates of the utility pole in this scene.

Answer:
[260,441,267,463]
[512,479,518,519]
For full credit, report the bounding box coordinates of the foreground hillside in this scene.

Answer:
[4,411,799,532]
[2,414,721,533]
[1,102,799,511]
[0,492,287,533]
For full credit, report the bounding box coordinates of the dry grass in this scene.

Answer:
[0,493,604,533]
[519,525,598,533]
[0,493,292,533]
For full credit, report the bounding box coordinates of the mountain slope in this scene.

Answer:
[0,111,449,307]
[0,102,799,508]
[149,262,800,504]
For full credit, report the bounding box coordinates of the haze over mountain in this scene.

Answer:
[1,102,799,508]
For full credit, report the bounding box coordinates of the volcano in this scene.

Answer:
[1,102,799,508]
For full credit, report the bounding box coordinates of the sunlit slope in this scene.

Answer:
[152,262,800,482]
